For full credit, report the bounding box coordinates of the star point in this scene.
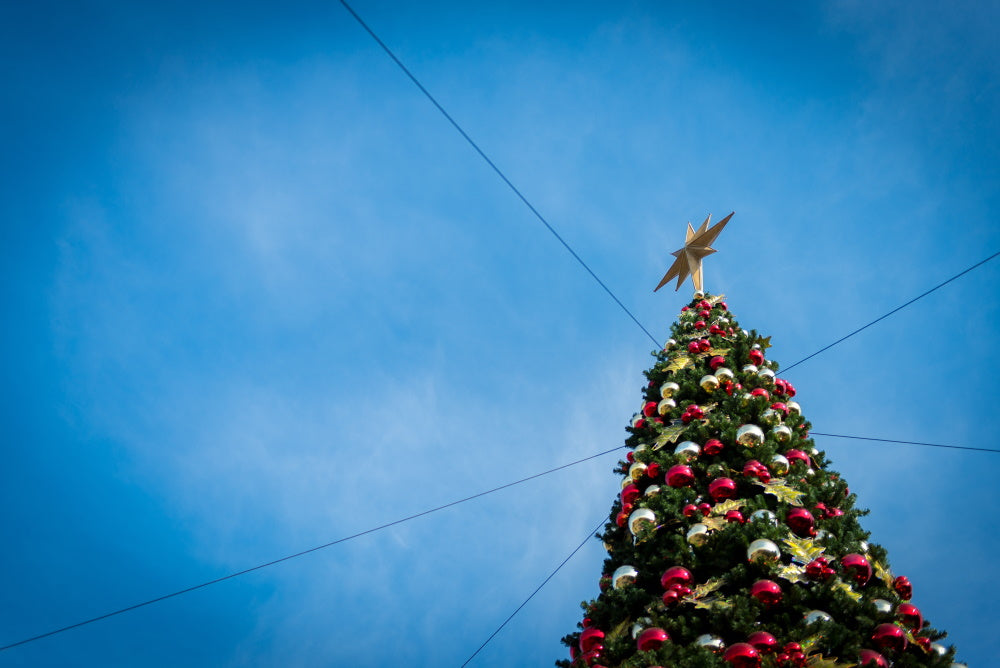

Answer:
[654,212,733,293]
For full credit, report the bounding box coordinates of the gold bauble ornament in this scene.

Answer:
[634,443,648,455]
[674,441,701,461]
[660,381,680,399]
[612,565,638,589]
[736,424,765,446]
[629,462,648,481]
[687,523,710,546]
[693,290,705,299]
[644,484,661,497]
[770,454,790,475]
[664,338,677,349]
[758,368,775,385]
[772,425,793,443]
[760,408,782,426]
[700,374,720,392]
[742,363,759,374]
[787,401,801,415]
[621,476,634,490]
[747,538,781,564]
[628,508,657,535]
[658,398,676,415]
[714,367,734,383]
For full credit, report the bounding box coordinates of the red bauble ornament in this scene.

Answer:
[687,340,701,354]
[636,627,669,652]
[857,649,889,667]
[661,589,680,606]
[723,642,761,668]
[841,553,872,586]
[645,462,661,478]
[750,579,783,606]
[579,627,605,652]
[682,503,698,517]
[632,418,646,430]
[709,323,723,335]
[725,509,745,524]
[697,502,712,515]
[750,387,770,400]
[703,438,724,455]
[748,349,764,365]
[666,464,695,487]
[773,379,788,396]
[710,355,726,370]
[786,507,816,537]
[708,477,737,501]
[897,602,924,630]
[718,301,728,310]
[621,484,640,506]
[698,338,712,352]
[626,451,635,463]
[580,648,603,666]
[642,401,658,417]
[615,511,629,527]
[893,575,913,600]
[784,449,810,468]
[871,623,908,653]
[746,631,778,654]
[660,566,693,589]
[695,320,707,330]
[770,402,789,415]
[805,557,833,581]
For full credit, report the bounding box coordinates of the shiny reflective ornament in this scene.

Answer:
[703,438,725,455]
[579,627,605,652]
[769,454,789,475]
[871,623,907,652]
[631,414,644,428]
[634,443,648,455]
[611,565,638,589]
[750,579,783,606]
[644,484,661,497]
[785,449,810,468]
[750,509,779,526]
[787,400,801,415]
[708,477,737,501]
[814,529,832,543]
[674,441,701,461]
[715,367,735,383]
[630,617,653,639]
[628,462,647,481]
[621,476,634,490]
[723,642,761,668]
[695,634,726,653]
[660,565,693,589]
[666,464,695,487]
[760,408,781,426]
[872,598,893,615]
[742,328,749,337]
[803,610,833,625]
[637,626,670,652]
[742,364,759,374]
[660,381,680,399]
[687,523,710,546]
[693,290,705,299]
[628,508,657,535]
[893,575,913,600]
[771,425,792,443]
[747,631,778,654]
[664,338,677,349]
[859,540,870,553]
[896,602,924,630]
[930,642,947,656]
[700,374,721,392]
[736,424,765,446]
[747,538,781,564]
[786,507,815,537]
[758,368,775,384]
[841,553,872,586]
[621,484,640,505]
[658,398,676,415]
[857,649,889,667]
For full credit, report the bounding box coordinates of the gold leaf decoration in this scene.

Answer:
[906,630,931,653]
[758,336,773,350]
[689,578,724,600]
[777,564,808,584]
[709,500,744,516]
[606,618,631,643]
[782,536,826,564]
[706,294,726,306]
[873,559,894,588]
[692,597,732,611]
[799,635,822,653]
[664,356,692,373]
[653,424,687,450]
[805,653,852,668]
[701,516,726,532]
[761,478,806,506]
[832,578,862,603]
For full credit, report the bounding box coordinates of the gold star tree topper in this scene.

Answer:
[654,212,733,293]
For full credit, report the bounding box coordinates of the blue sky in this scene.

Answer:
[2,1,998,665]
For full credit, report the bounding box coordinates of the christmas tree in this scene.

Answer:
[557,216,960,668]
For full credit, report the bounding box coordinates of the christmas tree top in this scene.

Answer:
[557,215,958,667]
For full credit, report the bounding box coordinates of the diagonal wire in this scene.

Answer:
[337,0,663,349]
[0,446,624,653]
[812,432,1000,454]
[783,250,1000,373]
[460,516,607,667]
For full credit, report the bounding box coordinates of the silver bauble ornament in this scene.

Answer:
[658,398,676,415]
[740,392,754,406]
[717,316,729,325]
[859,540,870,553]
[687,523,710,546]
[787,401,801,415]
[621,476,633,490]
[804,610,833,625]
[634,443,648,455]
[741,329,749,337]
[931,643,947,656]
[628,462,647,481]
[758,368,776,384]
[872,599,893,614]
[772,425,793,443]
[694,634,725,653]
[664,338,677,349]
[742,363,759,374]
[660,381,680,399]
[628,508,657,535]
[715,367,734,383]
[631,617,653,639]
[752,343,761,350]
[736,424,766,446]
[770,454,789,475]
[631,413,643,428]
[815,529,832,543]
[699,374,720,392]
[750,509,779,526]
[747,538,781,563]
[693,290,705,299]
[612,565,638,589]
[674,441,701,461]
[760,408,782,426]
[644,484,661,497]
